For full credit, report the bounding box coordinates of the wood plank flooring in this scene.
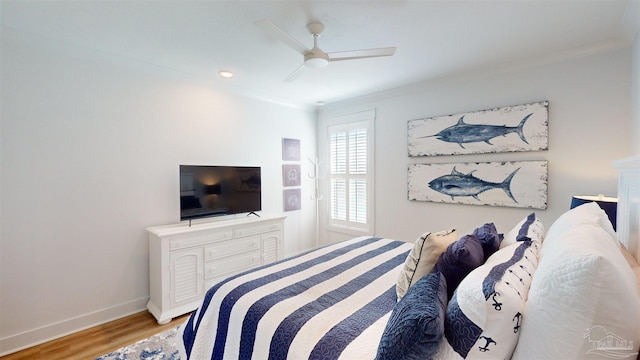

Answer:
[1,311,191,360]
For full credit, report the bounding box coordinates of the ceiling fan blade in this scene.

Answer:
[254,19,309,55]
[327,47,396,62]
[284,63,306,82]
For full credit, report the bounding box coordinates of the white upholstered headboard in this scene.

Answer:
[614,156,640,263]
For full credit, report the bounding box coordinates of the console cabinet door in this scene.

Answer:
[262,232,280,264]
[170,248,203,308]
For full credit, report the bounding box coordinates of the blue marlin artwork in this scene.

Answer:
[428,166,520,203]
[420,113,532,149]
[407,101,549,157]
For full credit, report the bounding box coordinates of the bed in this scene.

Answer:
[178,157,640,360]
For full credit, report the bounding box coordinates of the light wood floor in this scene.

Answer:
[1,311,191,360]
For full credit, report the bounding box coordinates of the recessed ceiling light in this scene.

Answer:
[219,70,234,78]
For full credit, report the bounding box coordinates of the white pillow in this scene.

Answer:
[544,201,618,249]
[396,229,457,301]
[500,213,545,249]
[512,203,640,359]
[444,240,540,359]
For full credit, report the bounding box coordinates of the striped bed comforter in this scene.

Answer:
[177,236,412,360]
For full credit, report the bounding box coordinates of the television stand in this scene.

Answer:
[146,214,285,324]
[247,211,260,217]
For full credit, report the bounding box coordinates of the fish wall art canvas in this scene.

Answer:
[408,160,548,209]
[408,101,549,156]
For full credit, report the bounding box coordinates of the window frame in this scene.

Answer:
[326,111,375,235]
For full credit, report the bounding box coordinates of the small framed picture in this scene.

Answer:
[282,138,300,161]
[283,164,301,187]
[284,188,301,211]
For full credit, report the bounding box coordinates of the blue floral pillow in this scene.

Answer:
[376,271,447,360]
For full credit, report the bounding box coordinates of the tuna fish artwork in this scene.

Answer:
[420,114,533,149]
[428,166,520,203]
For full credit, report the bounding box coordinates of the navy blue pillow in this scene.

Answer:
[376,271,447,360]
[435,235,484,299]
[472,222,504,261]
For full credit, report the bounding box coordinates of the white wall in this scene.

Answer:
[318,48,632,244]
[632,33,640,155]
[0,29,316,354]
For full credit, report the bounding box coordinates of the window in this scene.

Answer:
[327,113,374,234]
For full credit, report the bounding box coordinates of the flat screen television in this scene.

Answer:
[179,165,261,221]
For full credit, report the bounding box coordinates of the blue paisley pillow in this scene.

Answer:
[376,271,447,360]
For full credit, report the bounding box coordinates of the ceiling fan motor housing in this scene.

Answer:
[304,23,329,68]
[304,51,329,68]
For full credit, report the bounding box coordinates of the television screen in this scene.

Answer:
[179,165,261,221]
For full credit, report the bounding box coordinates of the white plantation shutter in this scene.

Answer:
[330,132,346,175]
[349,179,367,223]
[330,130,347,221]
[327,115,374,234]
[349,128,367,174]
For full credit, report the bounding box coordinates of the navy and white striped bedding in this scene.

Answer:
[178,236,412,360]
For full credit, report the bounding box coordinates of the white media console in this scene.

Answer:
[146,214,285,324]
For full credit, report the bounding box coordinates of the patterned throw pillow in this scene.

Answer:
[396,229,457,301]
[500,213,544,249]
[377,271,447,360]
[445,240,539,359]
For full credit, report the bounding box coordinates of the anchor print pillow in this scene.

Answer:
[445,240,540,359]
[500,213,545,249]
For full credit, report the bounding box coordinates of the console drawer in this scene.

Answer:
[204,236,260,261]
[234,222,282,238]
[204,250,261,279]
[170,230,233,250]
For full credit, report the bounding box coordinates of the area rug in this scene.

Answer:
[96,326,180,360]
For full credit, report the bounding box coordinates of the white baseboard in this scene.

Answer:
[0,297,149,356]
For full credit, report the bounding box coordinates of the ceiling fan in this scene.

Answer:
[255,19,396,82]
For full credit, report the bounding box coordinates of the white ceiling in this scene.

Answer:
[2,1,638,109]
